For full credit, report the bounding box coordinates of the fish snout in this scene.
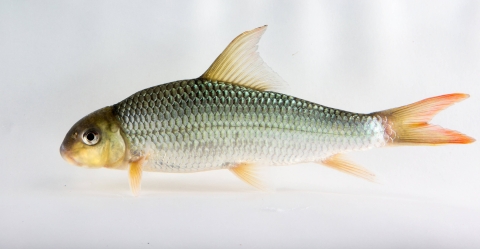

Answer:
[60,143,79,166]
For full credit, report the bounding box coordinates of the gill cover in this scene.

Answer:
[60,107,127,168]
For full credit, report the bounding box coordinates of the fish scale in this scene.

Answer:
[113,79,385,172]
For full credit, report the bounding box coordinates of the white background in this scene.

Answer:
[1,1,479,248]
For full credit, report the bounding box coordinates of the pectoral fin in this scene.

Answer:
[229,162,269,191]
[319,154,376,182]
[128,158,144,196]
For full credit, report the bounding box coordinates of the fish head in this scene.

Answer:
[60,107,127,169]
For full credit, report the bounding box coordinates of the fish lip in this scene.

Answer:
[60,144,81,166]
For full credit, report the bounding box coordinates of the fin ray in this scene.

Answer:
[320,154,376,182]
[200,25,286,91]
[128,158,144,196]
[374,93,475,145]
[229,162,269,191]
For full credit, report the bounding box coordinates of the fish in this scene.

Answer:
[60,25,475,195]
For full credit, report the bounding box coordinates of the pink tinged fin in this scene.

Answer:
[374,93,475,145]
[200,25,286,91]
[229,163,270,191]
[128,158,144,196]
[320,154,376,182]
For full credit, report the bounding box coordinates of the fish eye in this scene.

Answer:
[82,129,100,145]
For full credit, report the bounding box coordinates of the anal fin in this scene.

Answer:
[128,158,144,196]
[229,163,269,191]
[319,154,376,182]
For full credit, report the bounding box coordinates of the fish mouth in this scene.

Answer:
[60,144,81,166]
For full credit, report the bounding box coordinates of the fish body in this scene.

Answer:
[113,79,385,173]
[60,26,474,195]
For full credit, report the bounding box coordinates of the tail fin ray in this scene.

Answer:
[375,94,475,145]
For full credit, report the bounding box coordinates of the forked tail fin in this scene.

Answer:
[374,93,475,145]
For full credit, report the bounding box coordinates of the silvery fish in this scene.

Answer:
[60,26,475,195]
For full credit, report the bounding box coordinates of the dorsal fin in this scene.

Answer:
[200,25,286,91]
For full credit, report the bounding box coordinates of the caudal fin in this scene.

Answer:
[375,93,475,145]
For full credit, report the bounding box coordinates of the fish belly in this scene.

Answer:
[113,80,387,172]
